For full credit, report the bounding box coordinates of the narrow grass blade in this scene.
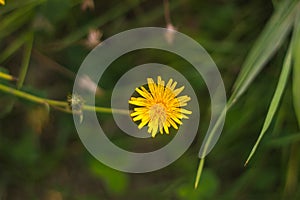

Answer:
[244,44,292,166]
[194,158,205,189]
[17,33,34,89]
[0,32,29,63]
[292,7,300,128]
[195,107,227,188]
[229,0,299,106]
[0,5,34,41]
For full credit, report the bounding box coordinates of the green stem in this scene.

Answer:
[0,83,67,107]
[0,72,17,81]
[0,83,128,115]
[84,105,129,115]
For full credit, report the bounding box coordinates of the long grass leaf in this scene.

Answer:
[292,6,300,128]
[17,33,33,89]
[244,44,292,166]
[0,5,35,41]
[194,158,205,189]
[229,0,299,106]
[0,32,29,63]
[195,107,227,188]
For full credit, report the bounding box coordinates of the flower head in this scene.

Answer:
[0,0,5,5]
[129,76,192,137]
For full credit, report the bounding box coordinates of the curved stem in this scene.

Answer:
[0,83,128,115]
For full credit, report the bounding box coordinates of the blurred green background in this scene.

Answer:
[0,0,300,199]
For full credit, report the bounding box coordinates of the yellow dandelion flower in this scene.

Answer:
[129,76,192,137]
[0,0,5,5]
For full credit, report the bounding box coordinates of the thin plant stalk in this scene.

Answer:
[0,83,128,115]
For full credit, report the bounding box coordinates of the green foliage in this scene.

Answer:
[177,170,219,200]
[245,42,292,165]
[1,0,300,199]
[230,0,298,105]
[89,158,129,196]
[292,9,300,128]
[195,0,300,190]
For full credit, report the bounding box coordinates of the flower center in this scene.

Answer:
[149,103,167,123]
